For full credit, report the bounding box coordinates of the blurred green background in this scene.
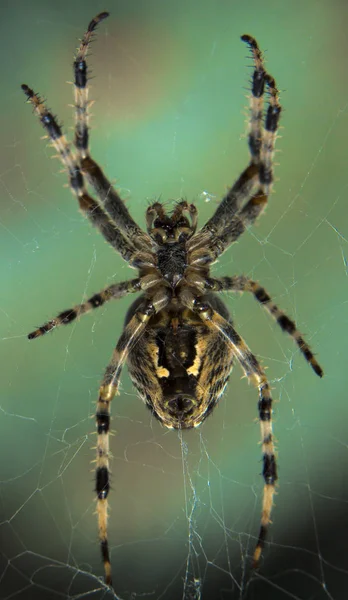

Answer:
[1,0,347,599]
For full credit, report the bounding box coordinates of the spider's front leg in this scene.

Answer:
[73,12,109,161]
[21,84,144,264]
[95,287,170,586]
[197,35,281,243]
[73,13,150,250]
[188,187,268,261]
[179,287,277,568]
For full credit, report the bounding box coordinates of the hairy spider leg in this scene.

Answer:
[242,34,268,166]
[71,13,151,250]
[198,35,281,241]
[27,273,163,339]
[207,276,323,377]
[188,189,269,268]
[178,288,277,568]
[188,81,281,262]
[22,13,151,259]
[80,154,152,251]
[28,279,141,339]
[95,289,170,586]
[21,85,142,263]
[74,12,109,161]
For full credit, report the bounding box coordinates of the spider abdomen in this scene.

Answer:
[126,295,234,429]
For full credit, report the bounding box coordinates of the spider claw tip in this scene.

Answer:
[21,84,31,96]
[28,330,38,340]
[314,364,324,378]
[87,11,110,33]
[241,33,257,48]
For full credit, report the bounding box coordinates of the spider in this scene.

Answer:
[22,12,323,588]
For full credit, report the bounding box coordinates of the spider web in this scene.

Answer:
[1,0,348,599]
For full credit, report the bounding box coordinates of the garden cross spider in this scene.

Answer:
[22,12,323,587]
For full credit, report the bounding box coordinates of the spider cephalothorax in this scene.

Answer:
[145,201,197,286]
[22,12,323,588]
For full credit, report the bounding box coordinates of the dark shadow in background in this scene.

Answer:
[1,503,347,600]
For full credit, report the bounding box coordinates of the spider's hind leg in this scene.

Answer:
[95,288,171,586]
[178,288,278,569]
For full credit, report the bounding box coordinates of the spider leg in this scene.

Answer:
[188,128,280,262]
[27,275,161,339]
[198,162,259,241]
[72,13,150,250]
[80,155,151,251]
[197,35,281,243]
[21,85,149,264]
[73,12,109,161]
[203,276,323,377]
[178,288,277,568]
[95,288,170,586]
[242,34,269,168]
[188,189,268,266]
[28,278,140,339]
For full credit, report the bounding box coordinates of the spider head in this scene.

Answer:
[146,200,197,244]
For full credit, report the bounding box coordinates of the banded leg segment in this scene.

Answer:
[198,163,259,243]
[198,32,269,235]
[196,35,281,247]
[71,13,151,249]
[259,73,281,195]
[27,278,142,340]
[241,35,281,198]
[197,77,281,258]
[21,85,140,262]
[73,13,151,250]
[95,288,170,586]
[188,189,268,267]
[207,275,323,377]
[74,12,109,160]
[80,155,151,251]
[241,34,267,165]
[178,289,278,568]
[200,88,280,257]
